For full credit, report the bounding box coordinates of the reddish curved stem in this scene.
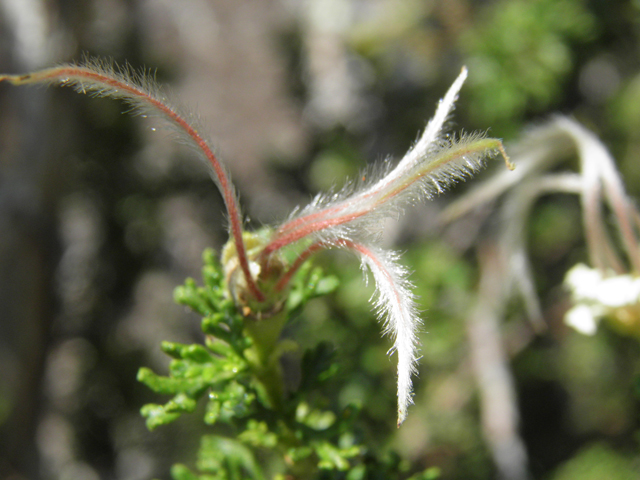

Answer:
[2,66,264,301]
[275,241,327,291]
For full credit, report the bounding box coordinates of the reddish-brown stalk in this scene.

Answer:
[275,202,351,238]
[273,180,386,239]
[1,67,264,302]
[334,239,396,293]
[268,140,510,259]
[275,241,327,292]
[274,237,401,312]
[262,210,369,258]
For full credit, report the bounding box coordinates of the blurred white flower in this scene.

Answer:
[564,304,598,335]
[565,263,640,335]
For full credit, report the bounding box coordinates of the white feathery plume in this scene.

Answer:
[335,241,420,426]
[266,67,511,256]
[394,65,468,172]
[264,69,511,424]
[2,58,511,425]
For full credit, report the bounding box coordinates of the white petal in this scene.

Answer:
[565,304,598,335]
[597,275,640,308]
[565,263,603,301]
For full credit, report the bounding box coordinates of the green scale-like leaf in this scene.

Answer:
[139,250,258,430]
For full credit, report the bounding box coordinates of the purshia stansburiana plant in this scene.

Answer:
[1,57,512,478]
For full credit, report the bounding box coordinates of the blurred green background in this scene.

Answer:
[1,0,639,479]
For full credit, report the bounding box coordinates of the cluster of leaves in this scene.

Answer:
[138,249,438,479]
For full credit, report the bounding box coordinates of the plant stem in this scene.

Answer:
[1,64,265,302]
[243,310,288,409]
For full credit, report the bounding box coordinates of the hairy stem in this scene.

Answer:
[264,138,509,258]
[0,64,265,301]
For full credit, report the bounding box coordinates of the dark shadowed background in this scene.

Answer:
[1,1,639,479]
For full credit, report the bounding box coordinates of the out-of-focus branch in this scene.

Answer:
[467,243,530,480]
[500,173,583,333]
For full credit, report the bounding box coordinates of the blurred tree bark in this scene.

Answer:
[0,1,62,477]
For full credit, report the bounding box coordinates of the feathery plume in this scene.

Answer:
[1,59,511,424]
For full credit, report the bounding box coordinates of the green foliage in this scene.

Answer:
[550,443,637,480]
[138,249,439,479]
[461,0,595,134]
[138,249,253,432]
